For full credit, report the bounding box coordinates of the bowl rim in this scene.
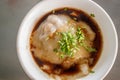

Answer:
[17,0,118,80]
[90,0,118,80]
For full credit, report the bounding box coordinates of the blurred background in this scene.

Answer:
[0,0,120,80]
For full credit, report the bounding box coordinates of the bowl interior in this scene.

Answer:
[17,0,118,80]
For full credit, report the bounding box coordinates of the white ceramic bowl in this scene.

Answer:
[17,0,118,80]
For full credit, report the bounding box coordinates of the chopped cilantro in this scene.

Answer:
[58,32,77,58]
[54,27,97,58]
[90,70,95,73]
[54,31,78,58]
[64,7,68,11]
[86,47,97,52]
[90,13,95,17]
[76,27,85,42]
[76,27,96,53]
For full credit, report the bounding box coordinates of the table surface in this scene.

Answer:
[0,0,120,80]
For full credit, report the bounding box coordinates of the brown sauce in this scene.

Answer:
[30,7,103,76]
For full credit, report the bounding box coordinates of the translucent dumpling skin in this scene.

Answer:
[31,14,96,78]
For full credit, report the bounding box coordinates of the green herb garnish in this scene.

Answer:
[64,7,68,11]
[90,13,95,17]
[90,70,95,73]
[76,27,96,53]
[81,43,97,53]
[53,31,77,58]
[57,32,77,58]
[86,47,97,52]
[53,27,97,58]
[76,27,85,42]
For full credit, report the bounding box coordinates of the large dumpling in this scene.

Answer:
[31,14,95,71]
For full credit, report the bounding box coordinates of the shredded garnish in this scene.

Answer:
[90,13,95,17]
[80,42,97,52]
[58,32,77,58]
[53,27,96,58]
[86,47,97,52]
[76,27,85,42]
[76,27,96,53]
[64,7,68,11]
[90,70,95,73]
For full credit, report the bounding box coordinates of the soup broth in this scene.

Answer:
[30,7,103,79]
